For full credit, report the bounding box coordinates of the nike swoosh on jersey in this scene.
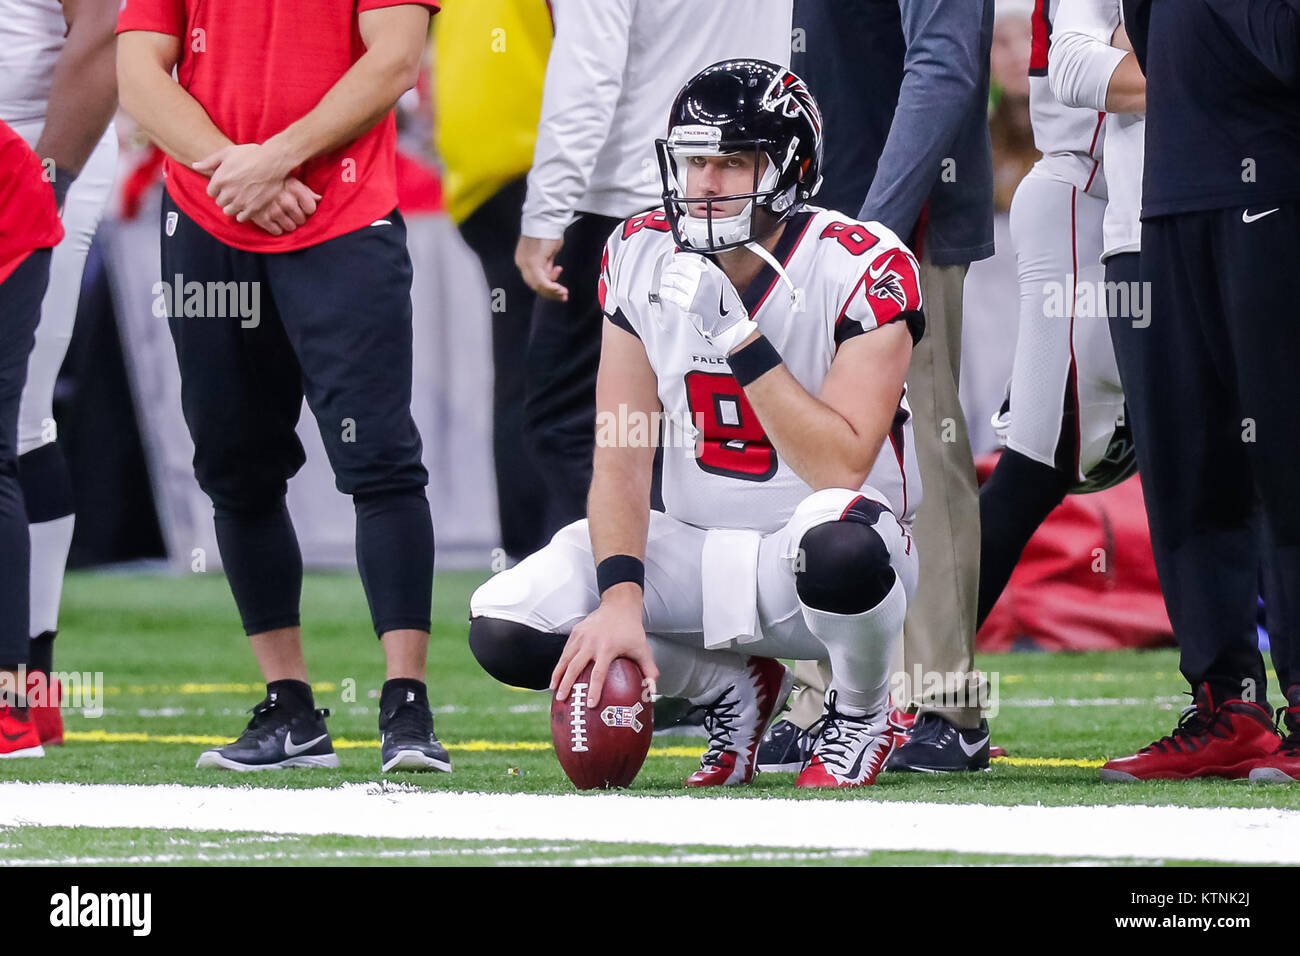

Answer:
[718,286,730,317]
[867,252,896,280]
[284,731,327,756]
[370,219,393,227]
[1242,208,1280,224]
[958,733,990,757]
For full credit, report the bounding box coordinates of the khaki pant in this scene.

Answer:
[785,254,986,730]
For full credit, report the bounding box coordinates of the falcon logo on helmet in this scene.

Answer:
[655,59,824,253]
[759,72,823,135]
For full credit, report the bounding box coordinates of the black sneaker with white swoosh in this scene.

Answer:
[379,685,452,773]
[196,693,338,771]
[885,713,991,773]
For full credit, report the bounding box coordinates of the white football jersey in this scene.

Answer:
[599,205,923,535]
[1029,0,1107,198]
[0,0,66,124]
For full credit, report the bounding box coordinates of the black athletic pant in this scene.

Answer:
[1118,208,1300,704]
[524,211,623,537]
[0,250,51,667]
[456,178,547,561]
[161,194,434,637]
[976,447,1070,629]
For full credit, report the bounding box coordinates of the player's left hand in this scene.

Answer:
[194,142,301,223]
[657,252,757,354]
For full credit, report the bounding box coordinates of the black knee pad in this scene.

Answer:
[468,616,567,691]
[17,442,73,523]
[795,520,896,614]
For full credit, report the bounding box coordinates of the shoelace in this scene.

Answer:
[903,712,952,748]
[1141,702,1217,754]
[1274,705,1300,756]
[234,697,328,744]
[811,691,876,774]
[383,701,433,743]
[698,687,744,768]
[233,696,284,743]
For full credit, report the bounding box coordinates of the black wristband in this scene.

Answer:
[50,166,76,208]
[727,334,782,386]
[596,554,645,595]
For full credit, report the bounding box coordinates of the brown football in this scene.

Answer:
[550,658,654,790]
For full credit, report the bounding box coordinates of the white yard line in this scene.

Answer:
[0,782,1296,864]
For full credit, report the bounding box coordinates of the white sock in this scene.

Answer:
[29,514,74,637]
[799,574,906,714]
[647,636,751,704]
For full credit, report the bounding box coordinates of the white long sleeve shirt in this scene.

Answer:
[1049,0,1144,260]
[1027,0,1108,202]
[521,0,793,239]
[0,0,65,123]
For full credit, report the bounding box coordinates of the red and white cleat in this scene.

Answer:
[796,691,893,788]
[887,705,914,750]
[685,657,792,787]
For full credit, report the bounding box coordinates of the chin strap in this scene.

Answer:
[744,237,799,300]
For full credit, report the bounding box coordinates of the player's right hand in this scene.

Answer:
[550,587,658,708]
[657,252,757,353]
[250,177,321,236]
[516,235,568,301]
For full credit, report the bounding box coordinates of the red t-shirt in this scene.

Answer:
[116,0,439,252]
[0,120,64,285]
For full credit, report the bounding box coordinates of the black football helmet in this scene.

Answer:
[655,58,824,253]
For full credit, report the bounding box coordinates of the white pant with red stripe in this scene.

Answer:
[1006,171,1124,479]
[10,119,117,456]
[470,486,917,663]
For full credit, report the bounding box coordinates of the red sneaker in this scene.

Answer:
[0,706,46,759]
[27,671,63,746]
[685,657,792,787]
[1100,684,1278,782]
[1249,686,1300,783]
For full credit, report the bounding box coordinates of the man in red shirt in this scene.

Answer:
[117,0,446,773]
[0,118,64,759]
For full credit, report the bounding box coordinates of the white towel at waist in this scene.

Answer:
[700,528,763,650]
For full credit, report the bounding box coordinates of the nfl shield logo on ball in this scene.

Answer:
[600,702,644,734]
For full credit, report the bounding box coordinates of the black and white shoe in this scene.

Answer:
[379,688,452,773]
[755,719,816,773]
[885,713,991,773]
[196,694,339,771]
